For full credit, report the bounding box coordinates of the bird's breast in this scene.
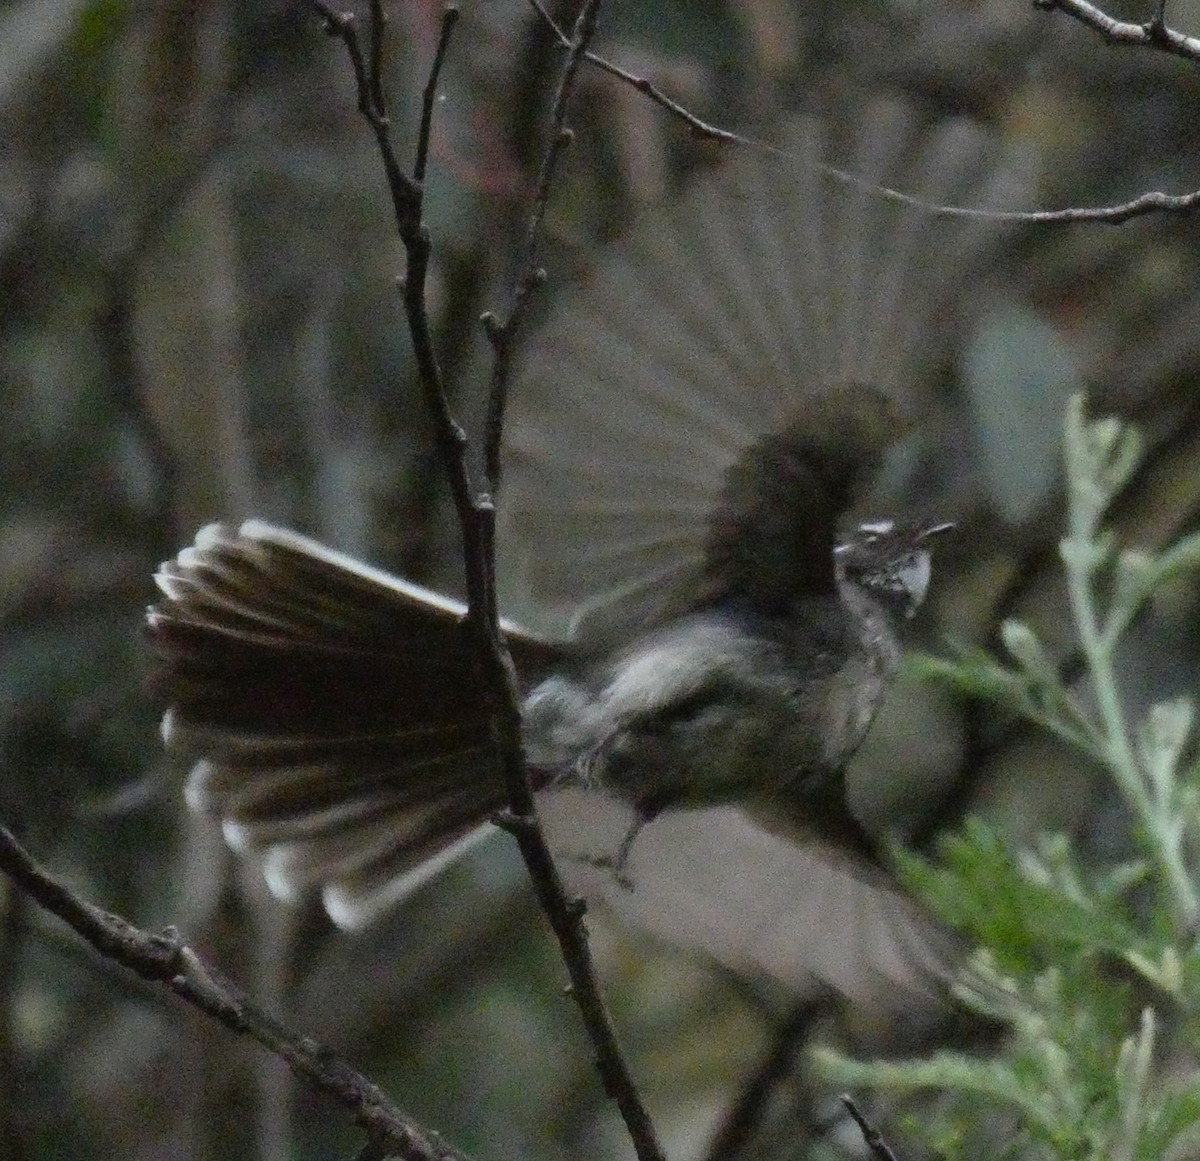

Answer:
[819,586,903,767]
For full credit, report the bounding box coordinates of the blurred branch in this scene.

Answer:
[0,827,468,1161]
[0,884,30,1161]
[98,89,241,544]
[96,170,224,542]
[1033,0,1200,65]
[311,5,665,1160]
[703,1000,823,1161]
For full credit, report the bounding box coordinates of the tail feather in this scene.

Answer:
[153,623,488,740]
[320,825,497,930]
[149,521,559,919]
[189,743,497,826]
[259,783,495,894]
[175,724,493,783]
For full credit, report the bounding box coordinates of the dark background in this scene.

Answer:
[2,1,1200,1157]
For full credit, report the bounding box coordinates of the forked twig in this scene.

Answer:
[1033,0,1200,64]
[526,0,737,146]
[313,5,665,1158]
[481,0,603,497]
[529,0,1200,229]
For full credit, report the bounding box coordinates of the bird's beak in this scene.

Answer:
[917,521,955,545]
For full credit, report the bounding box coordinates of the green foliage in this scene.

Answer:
[819,395,1200,1159]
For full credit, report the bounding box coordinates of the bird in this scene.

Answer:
[148,97,1028,1022]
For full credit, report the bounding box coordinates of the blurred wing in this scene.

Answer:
[500,99,1030,645]
[149,520,561,926]
[540,788,967,1029]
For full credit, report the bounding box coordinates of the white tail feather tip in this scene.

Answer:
[323,825,497,931]
[192,523,231,551]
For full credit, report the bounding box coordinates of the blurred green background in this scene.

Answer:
[3,0,1200,1157]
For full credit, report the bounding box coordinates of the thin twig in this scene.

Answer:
[0,827,469,1161]
[1033,0,1200,64]
[313,7,665,1160]
[481,0,605,497]
[367,0,386,115]
[529,0,1200,229]
[842,1096,901,1161]
[313,4,423,234]
[526,0,737,145]
[416,7,458,183]
[1011,187,1200,224]
[315,2,475,563]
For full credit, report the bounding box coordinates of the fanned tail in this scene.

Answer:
[148,520,561,926]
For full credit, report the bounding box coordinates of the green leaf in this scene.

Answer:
[1062,394,1143,532]
[1060,533,1109,576]
[899,822,1143,973]
[1123,947,1183,998]
[1153,530,1200,585]
[1110,547,1157,629]
[911,647,1025,703]
[1001,619,1063,690]
[1138,698,1195,795]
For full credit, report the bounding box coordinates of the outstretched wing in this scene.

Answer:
[499,99,1029,646]
[541,789,977,1041]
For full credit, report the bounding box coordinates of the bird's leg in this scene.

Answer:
[573,802,659,892]
[610,808,654,891]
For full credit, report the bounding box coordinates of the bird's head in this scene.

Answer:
[834,520,953,622]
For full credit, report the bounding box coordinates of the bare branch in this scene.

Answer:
[1033,0,1200,65]
[313,1,474,580]
[1017,187,1200,223]
[0,827,471,1161]
[526,0,739,145]
[312,6,665,1159]
[415,6,458,183]
[482,0,604,496]
[367,0,387,116]
[313,4,423,234]
[530,0,1200,229]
